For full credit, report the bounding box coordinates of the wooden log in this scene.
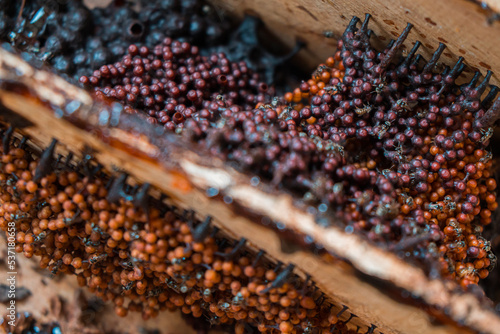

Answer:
[1,43,499,334]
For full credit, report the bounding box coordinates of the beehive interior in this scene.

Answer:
[1,1,500,334]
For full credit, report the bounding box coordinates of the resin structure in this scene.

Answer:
[0,0,301,85]
[0,0,230,82]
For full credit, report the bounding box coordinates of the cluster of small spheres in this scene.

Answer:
[78,15,500,288]
[279,15,499,287]
[0,128,373,333]
[1,3,500,331]
[80,38,272,132]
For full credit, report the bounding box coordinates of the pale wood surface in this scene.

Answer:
[483,0,500,13]
[2,47,499,334]
[209,0,500,85]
